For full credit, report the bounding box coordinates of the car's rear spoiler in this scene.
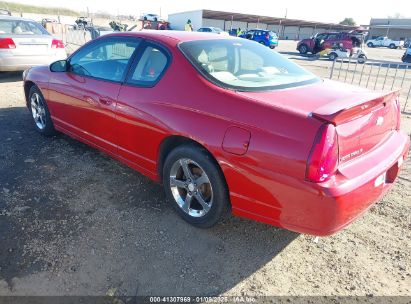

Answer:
[311,90,399,125]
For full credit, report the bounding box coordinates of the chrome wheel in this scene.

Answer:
[169,158,213,218]
[30,92,46,130]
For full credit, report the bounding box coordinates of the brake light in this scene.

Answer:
[0,38,16,49]
[51,39,65,49]
[306,124,339,183]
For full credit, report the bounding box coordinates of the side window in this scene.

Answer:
[327,34,338,40]
[128,45,169,85]
[69,38,140,82]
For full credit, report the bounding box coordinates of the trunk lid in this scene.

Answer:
[237,80,400,165]
[10,34,53,56]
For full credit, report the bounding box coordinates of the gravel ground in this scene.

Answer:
[0,51,410,297]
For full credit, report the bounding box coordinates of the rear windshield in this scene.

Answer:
[0,19,49,35]
[179,38,319,91]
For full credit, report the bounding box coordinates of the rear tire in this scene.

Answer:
[162,144,230,228]
[328,52,337,61]
[29,85,56,136]
[367,42,374,48]
[358,54,367,64]
[389,43,396,49]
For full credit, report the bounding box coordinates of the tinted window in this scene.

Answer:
[0,19,48,35]
[128,45,168,85]
[327,34,338,40]
[316,33,327,40]
[179,39,318,91]
[69,37,140,82]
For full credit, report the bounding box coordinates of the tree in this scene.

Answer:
[339,18,356,26]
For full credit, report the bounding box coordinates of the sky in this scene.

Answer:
[8,0,411,25]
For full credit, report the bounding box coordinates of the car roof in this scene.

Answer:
[0,15,36,22]
[103,30,234,43]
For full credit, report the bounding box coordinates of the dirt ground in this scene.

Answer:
[0,51,410,297]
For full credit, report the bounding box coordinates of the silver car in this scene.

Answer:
[0,16,66,72]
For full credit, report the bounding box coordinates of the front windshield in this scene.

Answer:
[179,38,319,91]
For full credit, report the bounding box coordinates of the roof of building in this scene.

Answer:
[189,9,358,30]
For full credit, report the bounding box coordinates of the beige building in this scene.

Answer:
[168,9,356,40]
[368,18,411,40]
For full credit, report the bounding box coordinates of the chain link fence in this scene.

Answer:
[329,58,411,112]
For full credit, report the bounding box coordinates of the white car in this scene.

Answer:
[197,27,229,35]
[0,16,67,72]
[366,36,404,49]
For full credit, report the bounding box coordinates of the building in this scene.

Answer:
[168,9,357,39]
[368,18,411,40]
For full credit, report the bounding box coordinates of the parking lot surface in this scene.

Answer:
[0,50,410,296]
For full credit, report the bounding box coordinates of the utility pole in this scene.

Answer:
[386,20,390,37]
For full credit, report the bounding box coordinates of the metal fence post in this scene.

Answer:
[329,59,336,79]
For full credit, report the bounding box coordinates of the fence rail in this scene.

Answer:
[329,58,411,112]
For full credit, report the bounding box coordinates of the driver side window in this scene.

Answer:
[69,38,140,82]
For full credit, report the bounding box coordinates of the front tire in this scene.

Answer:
[162,144,229,228]
[367,42,374,48]
[298,44,308,54]
[389,43,396,49]
[29,85,56,136]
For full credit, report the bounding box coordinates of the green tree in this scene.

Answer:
[339,18,356,26]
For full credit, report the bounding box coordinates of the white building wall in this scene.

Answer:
[267,24,281,33]
[224,20,248,31]
[299,27,314,39]
[168,10,203,31]
[283,26,299,39]
[202,18,225,29]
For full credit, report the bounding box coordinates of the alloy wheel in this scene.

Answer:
[30,92,46,130]
[169,158,213,218]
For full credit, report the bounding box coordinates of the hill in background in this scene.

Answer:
[0,1,80,16]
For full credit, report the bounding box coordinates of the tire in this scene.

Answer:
[162,144,230,228]
[328,52,337,61]
[389,43,396,49]
[28,85,56,136]
[298,44,308,54]
[358,55,366,64]
[269,45,276,49]
[367,42,374,48]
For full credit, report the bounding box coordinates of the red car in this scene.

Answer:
[23,31,409,236]
[297,32,356,54]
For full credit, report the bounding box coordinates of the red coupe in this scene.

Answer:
[23,31,409,236]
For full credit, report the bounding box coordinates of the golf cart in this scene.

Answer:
[327,29,368,63]
[328,46,368,63]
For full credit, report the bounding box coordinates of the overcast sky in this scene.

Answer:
[9,0,411,25]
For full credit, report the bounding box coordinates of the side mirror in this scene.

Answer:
[50,60,68,72]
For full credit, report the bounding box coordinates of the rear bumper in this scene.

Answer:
[0,51,66,72]
[231,130,409,236]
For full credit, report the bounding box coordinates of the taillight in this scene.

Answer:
[0,38,16,49]
[306,124,339,183]
[51,39,65,49]
[395,97,401,130]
